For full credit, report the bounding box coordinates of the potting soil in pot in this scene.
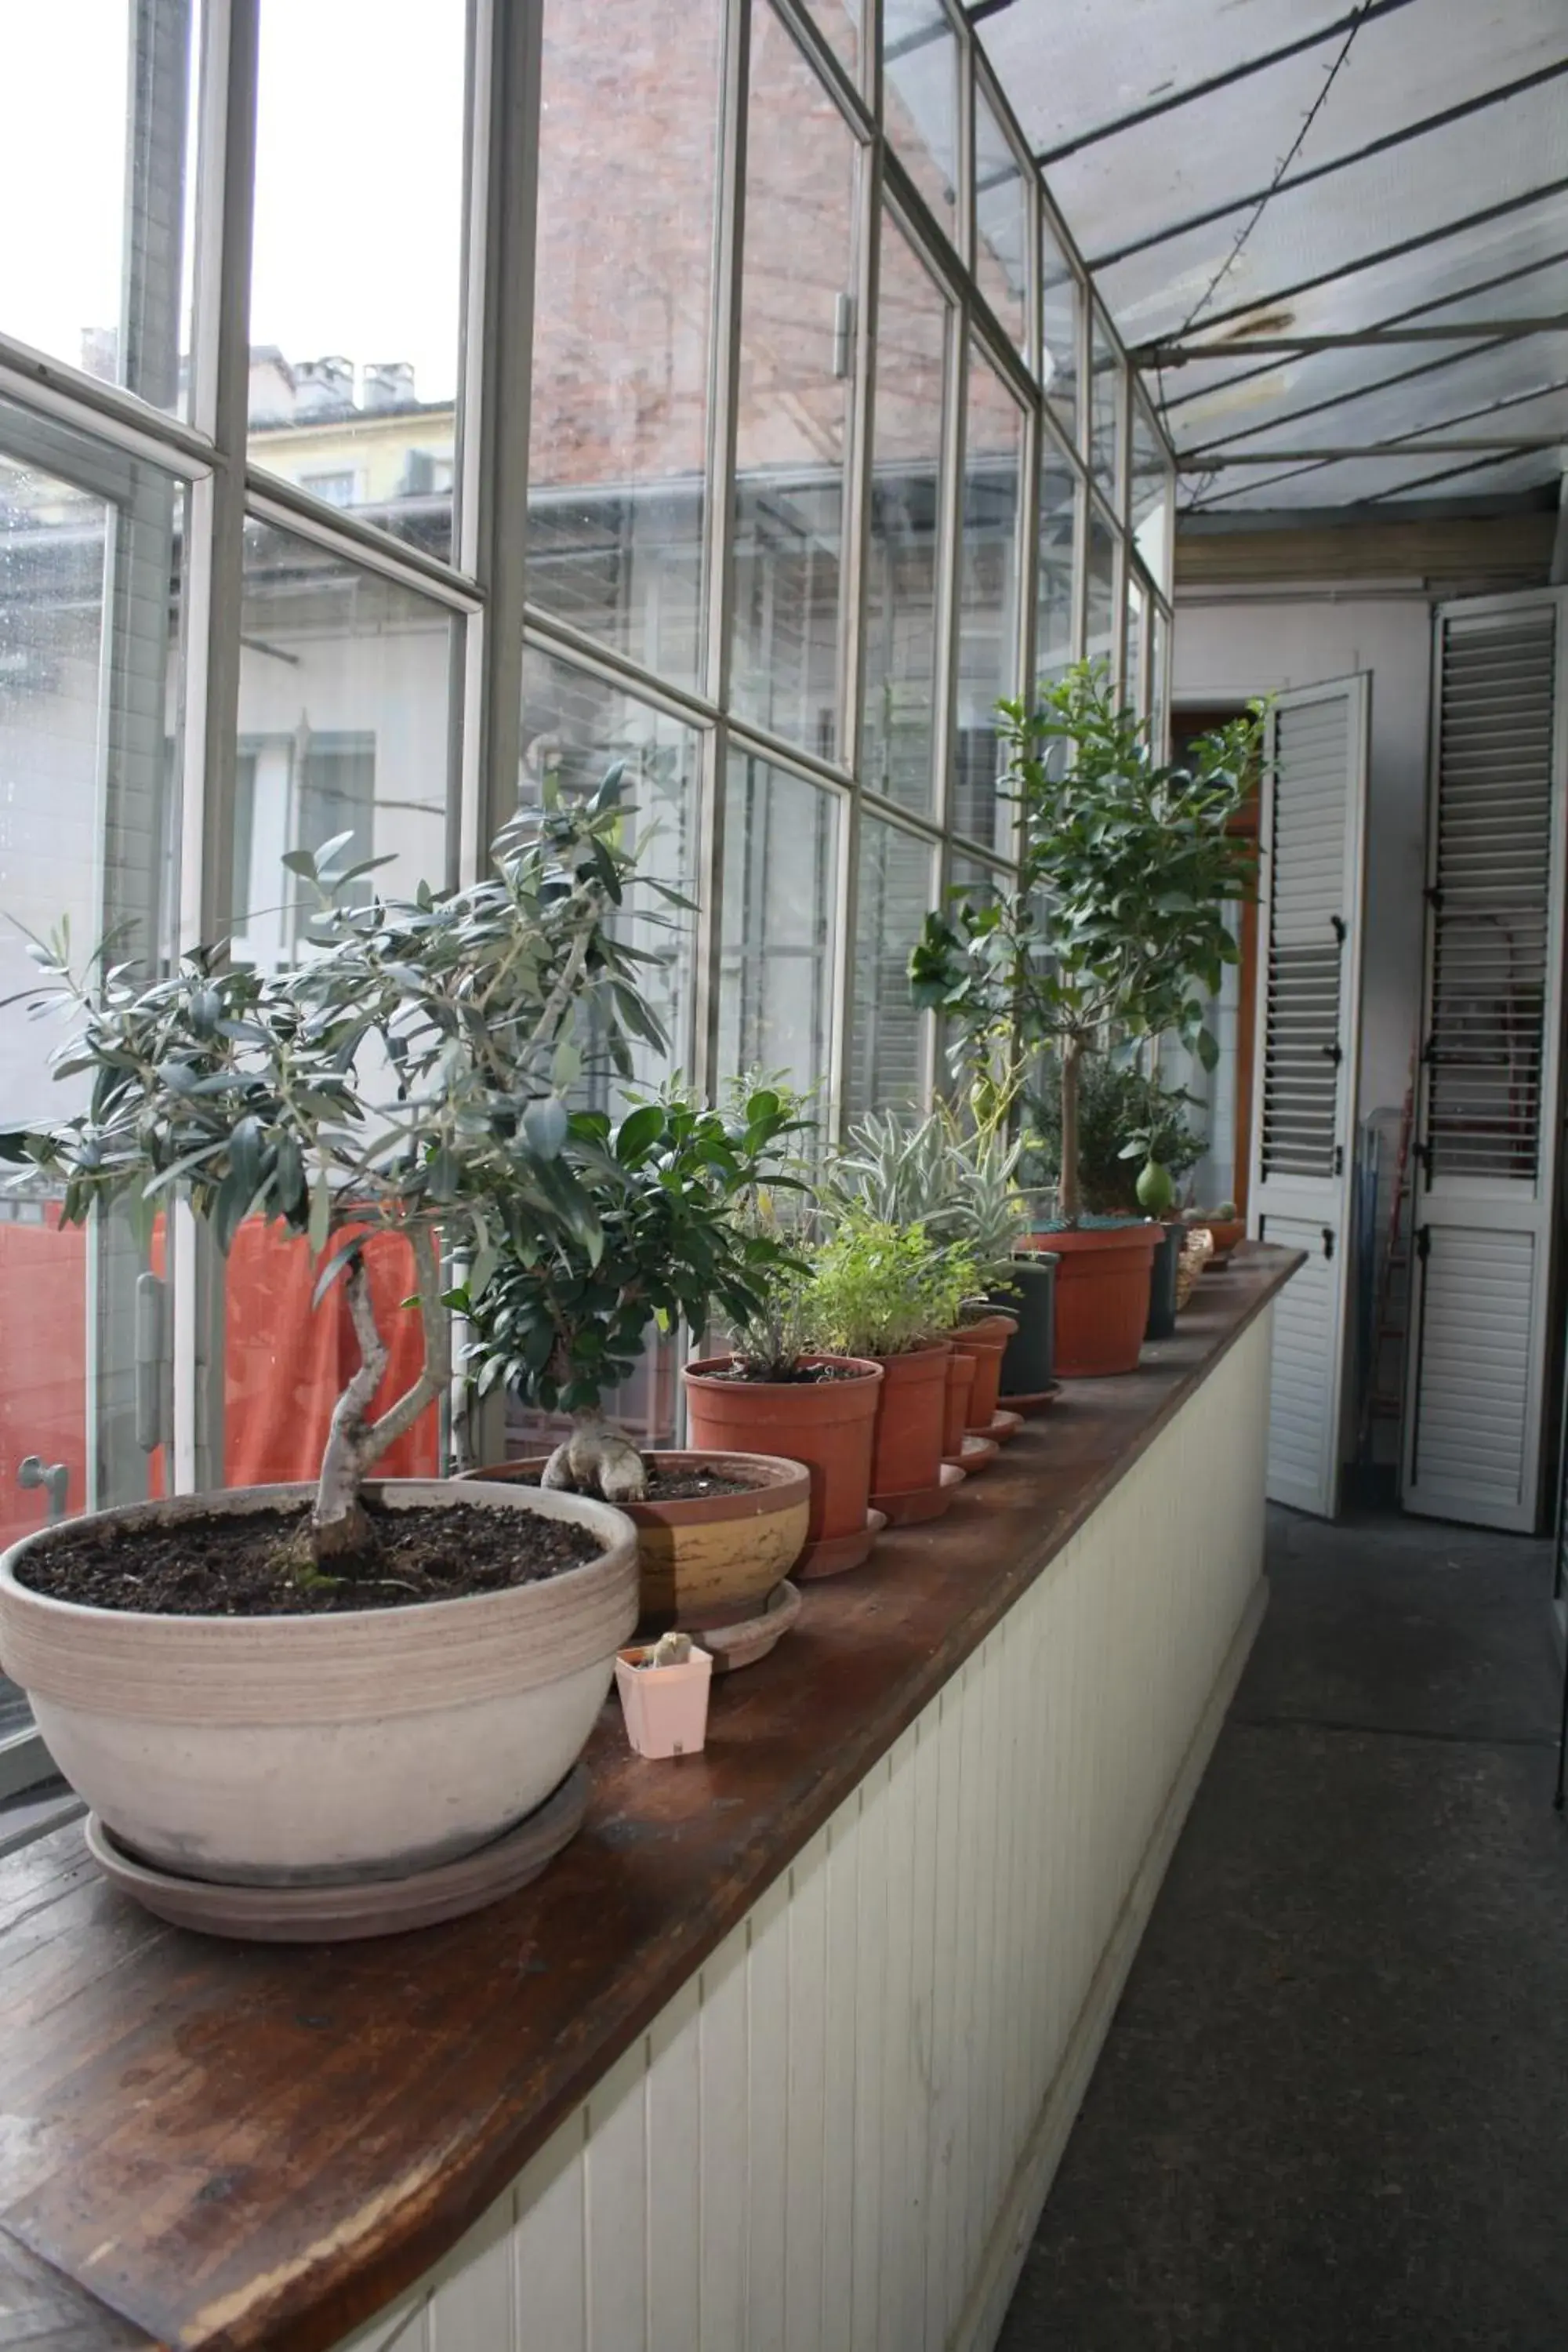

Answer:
[705,1361,867,1385]
[17,1500,603,1617]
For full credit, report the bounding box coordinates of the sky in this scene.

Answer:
[0,0,466,406]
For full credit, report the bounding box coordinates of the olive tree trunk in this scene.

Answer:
[311,1224,451,1564]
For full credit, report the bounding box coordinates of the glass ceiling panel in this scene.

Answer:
[1043,1,1568,278]
[1098,75,1568,346]
[1184,334,1568,466]
[1190,441,1566,514]
[1156,235,1568,432]
[975,0,1356,162]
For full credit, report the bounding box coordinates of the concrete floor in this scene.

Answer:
[998,1506,1568,2352]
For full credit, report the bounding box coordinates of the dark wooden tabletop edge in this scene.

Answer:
[3,1247,1303,2352]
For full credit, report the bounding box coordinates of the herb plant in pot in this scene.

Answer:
[460,1087,812,1658]
[913,664,1258,1377]
[0,786,657,1932]
[684,1275,884,1582]
[802,1214,976,1525]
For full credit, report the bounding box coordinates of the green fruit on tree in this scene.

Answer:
[1135,1158,1174,1216]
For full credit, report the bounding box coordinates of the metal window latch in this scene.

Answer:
[832,291,855,380]
[17,1457,70,1523]
[1321,1226,1335,1261]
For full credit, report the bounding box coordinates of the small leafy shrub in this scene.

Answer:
[801,1216,978,1360]
[1023,1058,1203,1217]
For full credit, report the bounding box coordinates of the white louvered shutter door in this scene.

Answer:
[1249,676,1370,1516]
[1403,591,1568,1532]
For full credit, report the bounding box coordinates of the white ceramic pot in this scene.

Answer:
[0,1479,638,1886]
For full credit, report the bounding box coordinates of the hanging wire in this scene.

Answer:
[1178,2,1376,339]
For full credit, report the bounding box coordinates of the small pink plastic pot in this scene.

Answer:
[615,1643,714,1759]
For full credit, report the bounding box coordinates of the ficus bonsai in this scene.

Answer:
[911,662,1261,1225]
[1,766,672,1574]
[459,1085,806,1501]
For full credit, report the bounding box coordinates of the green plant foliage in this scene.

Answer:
[1022,1055,1203,1216]
[828,1109,1027,1291]
[800,1214,978,1360]
[1,769,674,1556]
[910,662,1261,1221]
[459,1088,806,1414]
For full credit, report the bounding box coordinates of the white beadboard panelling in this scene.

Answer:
[698,1921,751,2352]
[332,1317,1272,2352]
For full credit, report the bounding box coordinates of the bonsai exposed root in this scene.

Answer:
[541,1413,648,1504]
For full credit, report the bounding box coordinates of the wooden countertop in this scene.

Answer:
[0,1247,1300,2352]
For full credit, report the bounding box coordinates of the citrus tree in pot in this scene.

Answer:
[0,776,664,1926]
[458,1086,815,1656]
[911,663,1259,1376]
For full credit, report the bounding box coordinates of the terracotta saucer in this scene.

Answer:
[944,1431,1000,1474]
[84,1766,590,1944]
[972,1408,1025,1443]
[871,1460,967,1527]
[797,1507,888,1581]
[999,1384,1062,1414]
[700,1579,803,1673]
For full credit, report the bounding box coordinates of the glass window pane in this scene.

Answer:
[248,0,468,560]
[1089,306,1121,505]
[1125,576,1146,716]
[847,815,932,1120]
[884,0,959,248]
[731,4,861,760]
[862,216,949,818]
[950,851,1007,908]
[528,0,723,694]
[1037,433,1078,687]
[1040,212,1078,446]
[225,528,456,1489]
[953,347,1025,853]
[718,754,840,1108]
[0,5,199,416]
[1131,397,1173,600]
[974,86,1028,358]
[520,645,702,1091]
[801,0,862,76]
[1085,501,1116,680]
[1149,604,1171,756]
[0,417,186,1593]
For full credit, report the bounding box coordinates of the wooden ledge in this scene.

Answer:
[0,1246,1301,2352]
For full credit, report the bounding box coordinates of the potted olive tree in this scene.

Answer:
[912,664,1259,1377]
[0,776,665,1929]
[459,1087,815,1654]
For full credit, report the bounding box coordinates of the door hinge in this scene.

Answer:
[1322,1226,1335,1261]
[1333,1143,1345,1176]
[832,291,855,380]
[1321,1041,1344,1065]
[1330,914,1347,943]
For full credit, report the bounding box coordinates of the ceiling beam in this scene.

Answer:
[1145,320,1567,362]
[1032,0,1420,167]
[1090,58,1568,273]
[1151,174,1568,347]
[1183,437,1566,467]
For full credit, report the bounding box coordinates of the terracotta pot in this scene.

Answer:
[868,1340,951,1504]
[952,1312,1017,1429]
[942,1348,977,1456]
[1188,1215,1246,1267]
[1022,1225,1161,1376]
[615,1643,713,1759]
[683,1356,884,1577]
[463,1450,809,1633]
[0,1479,638,1888]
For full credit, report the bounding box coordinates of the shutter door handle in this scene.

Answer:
[1321,1042,1344,1065]
[1322,1227,1335,1261]
[1331,915,1347,942]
